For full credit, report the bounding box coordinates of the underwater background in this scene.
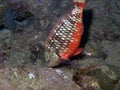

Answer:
[0,0,120,90]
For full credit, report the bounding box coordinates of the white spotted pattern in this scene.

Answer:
[45,6,83,54]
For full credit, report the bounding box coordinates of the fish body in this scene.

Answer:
[45,0,86,67]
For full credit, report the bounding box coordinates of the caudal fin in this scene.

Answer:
[73,0,86,9]
[73,0,86,3]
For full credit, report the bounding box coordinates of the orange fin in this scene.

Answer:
[73,48,83,56]
[74,0,86,9]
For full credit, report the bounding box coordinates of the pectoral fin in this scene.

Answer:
[58,57,71,65]
[73,48,83,56]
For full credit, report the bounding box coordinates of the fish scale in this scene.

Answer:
[45,0,86,67]
[46,15,80,51]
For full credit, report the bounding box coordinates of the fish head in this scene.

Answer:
[45,51,59,67]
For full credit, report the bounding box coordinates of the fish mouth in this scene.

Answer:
[44,51,60,67]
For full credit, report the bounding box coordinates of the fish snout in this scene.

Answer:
[44,51,60,67]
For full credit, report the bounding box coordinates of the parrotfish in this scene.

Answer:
[44,0,86,67]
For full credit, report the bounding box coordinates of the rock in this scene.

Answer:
[0,67,81,90]
[105,52,120,67]
[0,75,16,90]
[0,28,12,40]
[6,49,31,67]
[73,64,120,90]
[84,0,120,67]
[101,40,120,67]
[0,28,13,50]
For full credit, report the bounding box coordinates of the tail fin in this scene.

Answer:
[73,0,86,9]
[73,0,86,3]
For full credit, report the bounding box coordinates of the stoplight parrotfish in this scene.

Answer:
[44,0,86,67]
